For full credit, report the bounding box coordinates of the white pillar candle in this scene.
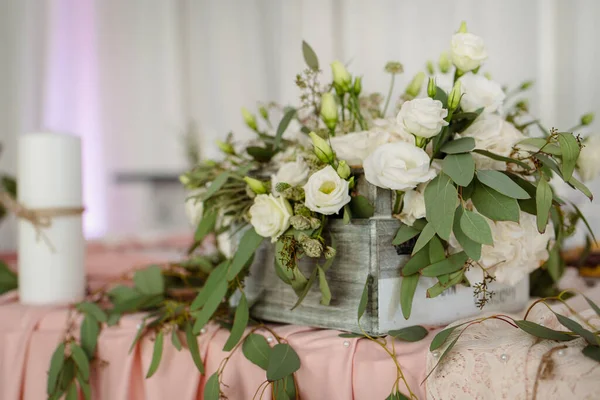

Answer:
[18,132,85,305]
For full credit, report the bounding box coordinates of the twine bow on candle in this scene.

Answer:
[0,191,85,252]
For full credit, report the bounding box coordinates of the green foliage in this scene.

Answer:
[421,252,467,277]
[535,177,552,233]
[358,275,371,321]
[223,293,249,351]
[227,228,264,281]
[194,209,217,242]
[442,153,475,187]
[0,261,17,295]
[243,334,272,370]
[556,132,580,180]
[471,181,520,222]
[400,274,419,319]
[301,40,319,70]
[388,325,428,342]
[440,137,476,154]
[411,223,436,255]
[452,207,481,260]
[392,224,421,246]
[460,209,493,245]
[275,108,297,149]
[349,195,375,218]
[514,320,574,341]
[401,246,430,276]
[476,170,530,199]
[146,331,164,378]
[203,373,221,400]
[267,344,301,381]
[317,266,331,306]
[424,173,458,241]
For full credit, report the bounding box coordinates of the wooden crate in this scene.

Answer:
[244,173,529,335]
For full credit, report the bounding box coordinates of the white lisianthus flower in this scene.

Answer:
[331,131,392,166]
[303,165,351,215]
[396,98,449,139]
[577,134,600,182]
[185,189,204,226]
[271,157,310,193]
[459,73,505,113]
[458,114,525,170]
[363,142,437,191]
[398,183,427,226]
[450,32,488,72]
[370,118,417,145]
[450,211,553,285]
[249,194,293,242]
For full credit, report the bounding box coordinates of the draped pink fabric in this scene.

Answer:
[0,239,433,400]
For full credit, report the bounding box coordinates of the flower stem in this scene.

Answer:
[382,74,396,117]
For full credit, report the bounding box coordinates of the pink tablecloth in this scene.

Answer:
[0,238,434,400]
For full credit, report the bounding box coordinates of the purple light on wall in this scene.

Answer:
[42,0,106,238]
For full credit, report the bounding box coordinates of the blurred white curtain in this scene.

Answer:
[1,0,599,248]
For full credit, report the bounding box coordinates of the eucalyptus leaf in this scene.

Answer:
[515,320,574,341]
[77,374,91,400]
[392,224,421,246]
[421,252,468,277]
[440,137,476,154]
[65,382,78,400]
[476,170,530,199]
[146,331,164,378]
[569,175,593,200]
[536,177,552,233]
[266,344,301,381]
[442,153,475,187]
[70,343,90,381]
[428,236,445,264]
[80,316,100,359]
[185,321,205,373]
[546,244,562,282]
[424,173,458,241]
[582,345,600,362]
[554,313,598,345]
[76,301,108,323]
[194,209,217,242]
[571,203,597,243]
[193,279,228,334]
[227,228,264,281]
[223,293,249,351]
[452,207,481,260]
[473,149,532,170]
[47,342,65,395]
[358,275,371,321]
[460,209,493,245]
[191,261,229,310]
[0,261,17,295]
[518,138,562,156]
[242,333,272,370]
[343,204,352,224]
[557,132,580,181]
[426,270,464,298]
[202,172,230,201]
[401,246,430,276]
[400,274,419,320]
[203,373,221,400]
[291,267,318,310]
[430,323,468,351]
[471,182,520,222]
[302,40,319,70]
[412,223,436,255]
[133,265,165,296]
[424,331,462,382]
[388,325,428,342]
[275,108,297,149]
[171,329,182,351]
[317,266,332,306]
[583,295,600,317]
[350,195,375,218]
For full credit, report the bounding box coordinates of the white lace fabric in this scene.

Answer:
[426,292,600,400]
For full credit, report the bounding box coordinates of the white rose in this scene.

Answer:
[303,165,351,215]
[271,157,310,193]
[330,131,392,166]
[396,98,449,139]
[185,189,204,226]
[458,114,525,170]
[363,142,437,191]
[578,134,600,182]
[398,183,427,226]
[450,32,488,72]
[451,211,553,285]
[249,194,293,242]
[459,73,505,113]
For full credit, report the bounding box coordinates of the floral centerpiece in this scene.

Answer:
[181,22,595,322]
[41,22,600,400]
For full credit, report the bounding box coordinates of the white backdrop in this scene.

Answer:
[0,0,599,249]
